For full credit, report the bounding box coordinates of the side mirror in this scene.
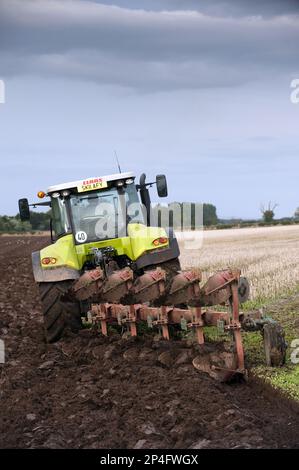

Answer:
[139,173,146,187]
[18,198,30,222]
[156,174,168,198]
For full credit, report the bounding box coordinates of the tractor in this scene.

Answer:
[19,171,287,381]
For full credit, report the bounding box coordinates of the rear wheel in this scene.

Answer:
[39,281,82,343]
[146,258,181,285]
[164,258,182,274]
[146,258,184,307]
[159,257,181,279]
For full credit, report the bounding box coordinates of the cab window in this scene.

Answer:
[51,197,70,237]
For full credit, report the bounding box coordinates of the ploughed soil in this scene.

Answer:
[0,235,299,449]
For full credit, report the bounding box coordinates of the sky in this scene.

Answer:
[0,0,299,219]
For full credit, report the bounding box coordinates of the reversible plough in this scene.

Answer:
[72,266,287,382]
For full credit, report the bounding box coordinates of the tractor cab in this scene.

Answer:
[47,173,145,243]
[19,172,168,244]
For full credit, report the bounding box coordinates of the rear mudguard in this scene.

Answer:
[32,251,80,283]
[135,230,180,270]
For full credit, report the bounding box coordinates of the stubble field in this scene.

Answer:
[179,225,299,399]
[179,225,299,304]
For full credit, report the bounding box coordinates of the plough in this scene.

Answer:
[72,266,286,382]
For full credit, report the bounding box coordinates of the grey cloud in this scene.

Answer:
[2,50,260,91]
[0,0,298,91]
[95,0,299,17]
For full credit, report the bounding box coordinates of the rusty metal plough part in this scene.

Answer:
[72,266,239,307]
[72,267,249,381]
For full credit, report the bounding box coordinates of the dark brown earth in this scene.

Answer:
[0,235,298,449]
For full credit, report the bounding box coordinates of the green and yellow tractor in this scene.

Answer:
[19,172,181,341]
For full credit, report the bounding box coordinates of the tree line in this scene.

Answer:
[1,202,298,234]
[0,211,51,233]
[0,203,218,233]
[152,203,218,229]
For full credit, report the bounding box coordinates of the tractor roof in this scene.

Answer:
[47,172,135,194]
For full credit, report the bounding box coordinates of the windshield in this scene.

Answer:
[70,183,145,243]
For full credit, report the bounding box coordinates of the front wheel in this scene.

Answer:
[39,281,82,343]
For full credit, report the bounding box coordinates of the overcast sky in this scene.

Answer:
[0,0,299,218]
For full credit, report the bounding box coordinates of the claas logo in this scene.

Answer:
[78,178,108,193]
[82,178,104,185]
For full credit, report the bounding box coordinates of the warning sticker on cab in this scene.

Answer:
[77,178,108,193]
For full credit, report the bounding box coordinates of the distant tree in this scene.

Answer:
[203,203,218,226]
[152,202,218,229]
[28,210,51,230]
[0,215,31,232]
[294,207,299,220]
[0,211,51,233]
[260,202,278,223]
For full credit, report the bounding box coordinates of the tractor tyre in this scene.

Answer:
[145,257,181,282]
[159,258,181,281]
[39,281,82,343]
[149,258,182,289]
[263,322,287,367]
[146,258,184,307]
